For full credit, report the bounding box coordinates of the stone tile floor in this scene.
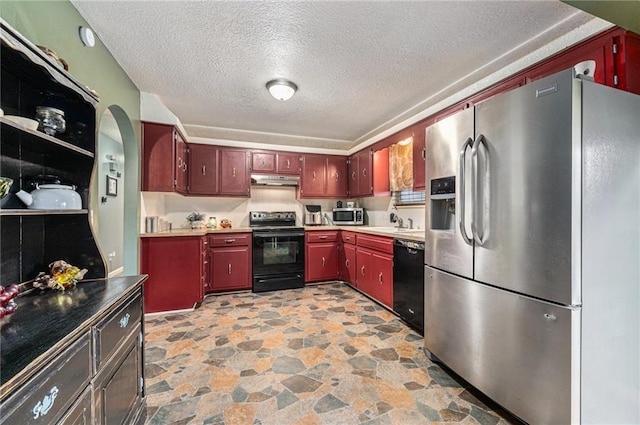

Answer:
[144,283,522,425]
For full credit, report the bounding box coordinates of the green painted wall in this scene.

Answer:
[563,1,640,34]
[1,1,142,274]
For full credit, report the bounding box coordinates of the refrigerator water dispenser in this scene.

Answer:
[430,176,456,231]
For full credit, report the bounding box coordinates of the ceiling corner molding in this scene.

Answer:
[183,124,353,153]
[349,15,611,155]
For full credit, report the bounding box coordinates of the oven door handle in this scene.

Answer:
[253,231,305,238]
[254,274,303,283]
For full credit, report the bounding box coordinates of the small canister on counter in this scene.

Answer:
[207,216,217,229]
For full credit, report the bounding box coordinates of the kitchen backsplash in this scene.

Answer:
[140,187,425,231]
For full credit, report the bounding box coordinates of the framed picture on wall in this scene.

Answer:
[106,175,118,196]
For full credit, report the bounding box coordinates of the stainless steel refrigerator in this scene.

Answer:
[424,67,640,424]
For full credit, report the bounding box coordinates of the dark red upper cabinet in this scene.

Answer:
[188,144,219,195]
[276,152,301,175]
[142,122,188,193]
[252,152,276,173]
[219,148,250,197]
[350,148,373,197]
[325,155,348,198]
[300,154,327,198]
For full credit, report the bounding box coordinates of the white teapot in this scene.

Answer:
[16,184,82,210]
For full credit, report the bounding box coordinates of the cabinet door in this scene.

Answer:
[141,237,203,313]
[343,243,356,286]
[141,122,176,192]
[326,156,348,197]
[412,123,427,191]
[356,149,373,196]
[252,152,276,173]
[372,251,393,307]
[188,144,218,195]
[300,155,326,198]
[276,152,301,175]
[219,148,250,196]
[210,246,252,291]
[373,147,390,196]
[348,154,359,197]
[201,237,209,297]
[174,130,188,194]
[93,331,143,425]
[306,242,338,282]
[355,247,374,297]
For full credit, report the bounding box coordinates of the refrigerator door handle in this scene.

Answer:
[458,137,474,245]
[471,134,488,245]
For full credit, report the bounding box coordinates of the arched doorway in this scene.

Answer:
[96,106,138,276]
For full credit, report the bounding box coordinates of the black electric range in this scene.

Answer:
[249,211,305,292]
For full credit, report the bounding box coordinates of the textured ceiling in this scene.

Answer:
[71,1,597,149]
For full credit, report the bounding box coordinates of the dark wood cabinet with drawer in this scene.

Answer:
[305,231,339,282]
[208,232,252,292]
[0,332,92,425]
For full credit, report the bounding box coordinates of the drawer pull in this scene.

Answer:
[408,308,415,314]
[119,313,131,328]
[345,259,349,267]
[32,386,59,419]
[202,165,206,175]
[228,263,232,274]
[312,171,316,179]
[378,272,383,283]
[361,265,365,276]
[232,167,237,177]
[319,235,328,239]
[225,239,236,243]
[286,159,290,169]
[322,257,326,267]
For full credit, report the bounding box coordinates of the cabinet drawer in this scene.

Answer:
[341,231,356,245]
[1,332,91,425]
[209,233,251,247]
[306,231,339,243]
[94,289,142,371]
[357,234,393,254]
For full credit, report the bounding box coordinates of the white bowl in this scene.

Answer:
[4,115,39,131]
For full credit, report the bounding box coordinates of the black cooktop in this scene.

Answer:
[250,211,300,229]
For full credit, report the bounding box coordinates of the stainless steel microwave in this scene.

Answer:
[332,208,364,225]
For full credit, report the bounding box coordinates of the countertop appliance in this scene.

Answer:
[332,207,364,225]
[249,211,305,292]
[424,66,640,424]
[393,238,424,334]
[304,205,322,226]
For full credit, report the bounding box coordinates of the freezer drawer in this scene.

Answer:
[424,266,577,425]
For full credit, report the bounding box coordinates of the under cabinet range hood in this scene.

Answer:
[251,174,300,186]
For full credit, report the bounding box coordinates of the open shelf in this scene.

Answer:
[0,209,88,216]
[1,119,94,158]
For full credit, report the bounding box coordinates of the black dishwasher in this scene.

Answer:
[393,238,425,334]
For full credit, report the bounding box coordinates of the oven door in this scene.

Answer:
[252,231,305,276]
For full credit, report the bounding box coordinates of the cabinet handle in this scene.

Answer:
[32,386,59,419]
[182,162,187,172]
[408,308,415,314]
[119,313,131,328]
[345,259,349,267]
[345,237,350,241]
[422,148,426,160]
[286,159,290,169]
[312,171,316,179]
[362,168,367,177]
[232,167,236,177]
[335,172,339,181]
[177,157,183,168]
[261,159,265,166]
[352,171,356,180]
[361,265,365,276]
[202,165,206,175]
[319,235,328,239]
[378,272,383,284]
[322,257,326,267]
[228,263,232,274]
[225,239,236,243]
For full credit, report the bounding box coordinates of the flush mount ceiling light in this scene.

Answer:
[266,79,298,101]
